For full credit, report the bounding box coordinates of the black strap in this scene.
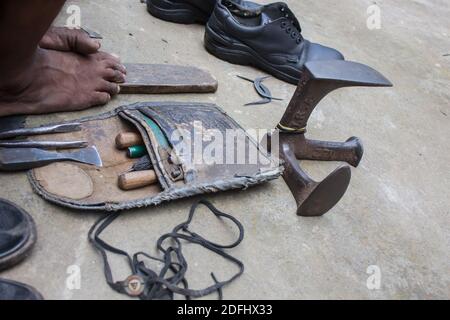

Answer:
[88,199,245,300]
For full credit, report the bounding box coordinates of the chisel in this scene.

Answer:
[0,123,82,140]
[0,140,88,149]
[0,146,103,171]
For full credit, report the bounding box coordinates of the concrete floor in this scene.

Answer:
[1,0,449,300]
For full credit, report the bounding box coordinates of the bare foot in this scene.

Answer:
[0,48,127,116]
[40,26,101,55]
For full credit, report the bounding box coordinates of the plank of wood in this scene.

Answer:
[120,64,218,94]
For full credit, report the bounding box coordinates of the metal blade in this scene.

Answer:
[128,155,153,172]
[236,75,255,83]
[0,123,82,139]
[81,27,103,39]
[0,146,102,171]
[0,140,88,149]
[244,98,272,106]
[65,146,103,167]
[259,83,283,101]
[305,60,393,87]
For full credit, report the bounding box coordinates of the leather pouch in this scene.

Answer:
[28,102,283,211]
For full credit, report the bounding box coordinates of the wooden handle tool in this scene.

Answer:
[127,145,147,158]
[118,170,157,190]
[115,132,143,150]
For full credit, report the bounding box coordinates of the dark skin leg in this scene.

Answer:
[0,1,126,117]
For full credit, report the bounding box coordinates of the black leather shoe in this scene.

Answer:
[0,279,43,300]
[146,0,217,24]
[0,199,37,271]
[205,0,345,84]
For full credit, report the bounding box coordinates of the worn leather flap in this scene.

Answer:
[28,102,283,211]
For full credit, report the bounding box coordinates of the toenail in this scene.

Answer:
[111,53,120,59]
[117,85,121,93]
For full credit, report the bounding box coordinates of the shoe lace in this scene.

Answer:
[278,5,303,44]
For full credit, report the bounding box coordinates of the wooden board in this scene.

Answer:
[120,64,218,94]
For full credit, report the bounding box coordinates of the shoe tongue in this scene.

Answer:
[222,0,302,33]
[222,0,263,17]
[262,2,302,31]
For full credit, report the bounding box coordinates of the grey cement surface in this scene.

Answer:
[1,0,449,300]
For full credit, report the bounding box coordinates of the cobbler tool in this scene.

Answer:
[115,134,155,190]
[245,98,271,106]
[118,145,156,191]
[129,155,153,172]
[0,116,26,133]
[115,132,147,159]
[0,146,102,171]
[266,60,392,216]
[127,145,147,159]
[120,64,218,94]
[0,122,88,150]
[115,132,143,150]
[237,75,282,106]
[141,115,184,181]
[81,27,103,39]
[28,103,282,211]
[118,170,158,190]
[142,116,170,149]
[0,123,81,139]
[0,140,87,149]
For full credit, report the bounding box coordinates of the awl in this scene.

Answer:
[0,146,103,171]
[0,140,88,149]
[0,123,82,139]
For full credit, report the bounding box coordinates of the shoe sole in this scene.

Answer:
[0,199,37,272]
[204,24,301,85]
[0,278,44,300]
[147,0,209,24]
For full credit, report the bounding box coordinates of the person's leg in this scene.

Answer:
[0,0,126,116]
[0,0,66,83]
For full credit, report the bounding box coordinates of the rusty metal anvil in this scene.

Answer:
[268,60,392,217]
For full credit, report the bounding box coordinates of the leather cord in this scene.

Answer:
[88,199,245,300]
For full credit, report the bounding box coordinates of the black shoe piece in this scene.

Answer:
[205,0,345,84]
[0,199,37,271]
[146,0,217,24]
[0,279,43,300]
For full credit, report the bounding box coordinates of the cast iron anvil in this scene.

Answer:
[265,60,392,217]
